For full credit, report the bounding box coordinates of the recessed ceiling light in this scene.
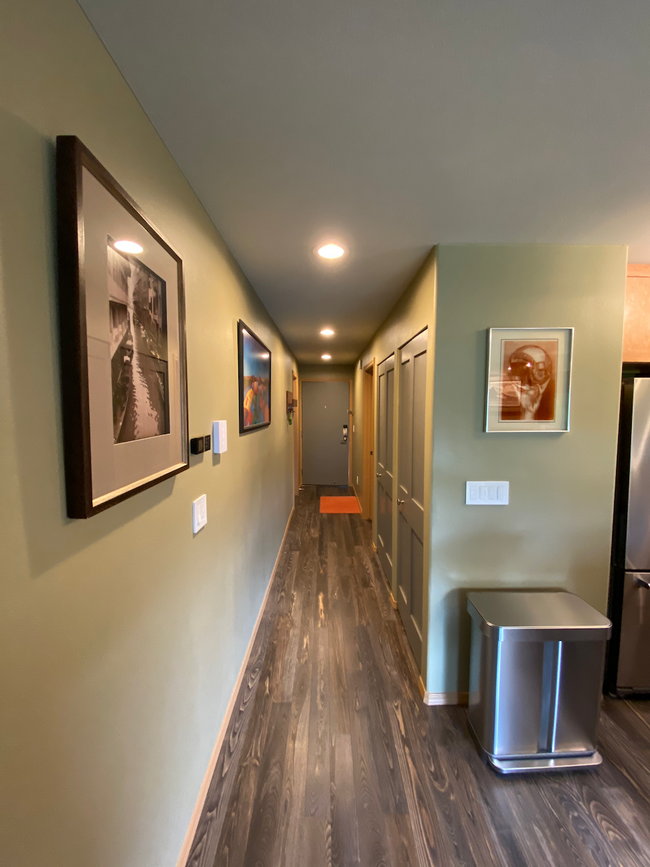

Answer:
[320,328,335,336]
[114,240,143,254]
[322,354,332,360]
[317,243,345,259]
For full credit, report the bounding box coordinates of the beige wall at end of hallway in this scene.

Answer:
[299,363,356,381]
[0,0,296,865]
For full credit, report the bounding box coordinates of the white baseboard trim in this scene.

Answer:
[423,691,469,707]
[175,505,295,867]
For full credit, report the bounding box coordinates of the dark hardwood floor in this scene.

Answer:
[187,486,650,867]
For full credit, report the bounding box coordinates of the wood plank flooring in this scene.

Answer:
[187,486,650,867]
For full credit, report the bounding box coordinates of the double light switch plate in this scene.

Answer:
[212,420,227,454]
[193,494,207,533]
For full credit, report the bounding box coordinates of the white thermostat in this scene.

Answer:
[213,420,227,454]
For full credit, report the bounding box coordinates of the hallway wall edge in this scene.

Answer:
[175,504,296,867]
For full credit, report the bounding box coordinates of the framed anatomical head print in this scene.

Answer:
[485,327,573,432]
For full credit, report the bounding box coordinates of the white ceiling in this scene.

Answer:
[78,0,650,363]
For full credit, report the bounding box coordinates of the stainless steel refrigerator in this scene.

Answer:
[607,365,650,694]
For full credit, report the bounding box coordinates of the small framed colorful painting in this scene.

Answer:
[56,136,189,518]
[238,320,271,433]
[485,327,574,432]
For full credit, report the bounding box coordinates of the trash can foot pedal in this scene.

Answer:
[488,751,603,775]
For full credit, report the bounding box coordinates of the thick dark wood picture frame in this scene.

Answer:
[237,319,272,433]
[56,135,189,519]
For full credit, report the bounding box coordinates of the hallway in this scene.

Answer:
[188,487,650,867]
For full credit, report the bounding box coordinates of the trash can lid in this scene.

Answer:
[466,591,611,642]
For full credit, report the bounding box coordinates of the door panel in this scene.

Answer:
[412,350,427,514]
[626,379,650,570]
[302,381,350,485]
[376,355,395,581]
[618,572,650,690]
[361,365,375,519]
[397,329,427,661]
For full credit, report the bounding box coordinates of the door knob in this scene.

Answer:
[376,472,381,477]
[397,499,405,506]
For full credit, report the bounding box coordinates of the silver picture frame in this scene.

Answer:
[485,327,574,433]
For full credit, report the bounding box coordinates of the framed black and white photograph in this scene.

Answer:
[237,320,271,433]
[56,136,189,518]
[485,327,573,432]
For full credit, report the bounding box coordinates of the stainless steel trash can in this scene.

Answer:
[467,591,611,774]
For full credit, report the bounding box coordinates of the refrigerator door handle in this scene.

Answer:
[633,575,650,590]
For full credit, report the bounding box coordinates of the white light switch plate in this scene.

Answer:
[193,494,207,533]
[213,420,227,454]
[466,481,509,505]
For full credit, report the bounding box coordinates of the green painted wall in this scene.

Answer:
[352,245,626,697]
[429,245,627,694]
[352,250,437,521]
[352,250,437,675]
[0,1,295,865]
[299,363,355,382]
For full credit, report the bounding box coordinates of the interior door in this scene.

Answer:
[293,371,299,495]
[376,355,395,581]
[302,380,350,485]
[397,330,427,661]
[361,362,375,519]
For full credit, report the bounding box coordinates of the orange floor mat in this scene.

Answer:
[320,496,361,514]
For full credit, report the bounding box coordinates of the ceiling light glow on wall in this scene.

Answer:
[317,244,345,259]
[320,328,335,336]
[114,240,143,254]
[322,354,332,360]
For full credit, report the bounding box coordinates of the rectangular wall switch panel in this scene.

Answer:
[466,481,509,505]
[213,420,228,454]
[193,494,207,533]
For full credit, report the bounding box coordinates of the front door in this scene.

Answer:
[302,380,350,485]
[376,355,395,581]
[397,330,427,661]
